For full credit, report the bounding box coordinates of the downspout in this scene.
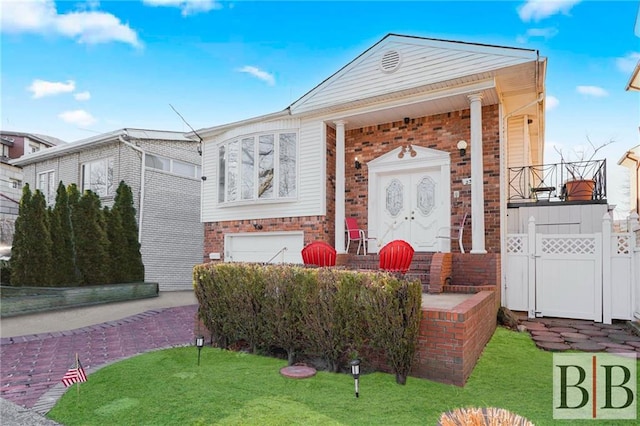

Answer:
[118,134,145,244]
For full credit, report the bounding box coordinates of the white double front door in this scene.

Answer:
[375,170,445,251]
[367,145,451,253]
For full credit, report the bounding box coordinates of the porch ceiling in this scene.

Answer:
[339,86,499,131]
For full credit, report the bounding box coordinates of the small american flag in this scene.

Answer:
[62,357,87,387]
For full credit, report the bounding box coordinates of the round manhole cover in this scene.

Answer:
[280,365,317,379]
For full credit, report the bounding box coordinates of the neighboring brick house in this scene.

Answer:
[1,131,61,256]
[11,128,203,291]
[195,34,546,276]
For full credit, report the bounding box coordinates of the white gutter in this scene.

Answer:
[118,135,145,244]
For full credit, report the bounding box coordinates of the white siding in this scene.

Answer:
[507,116,525,169]
[506,204,609,234]
[201,117,326,222]
[292,38,536,114]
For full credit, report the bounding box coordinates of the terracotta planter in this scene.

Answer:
[565,179,595,201]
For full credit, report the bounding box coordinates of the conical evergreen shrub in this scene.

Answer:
[30,190,54,285]
[11,186,54,286]
[50,182,77,285]
[112,181,144,282]
[73,190,110,285]
[104,206,128,283]
[10,184,32,285]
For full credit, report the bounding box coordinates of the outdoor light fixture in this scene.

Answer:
[196,335,204,366]
[457,140,468,157]
[350,359,361,398]
[354,157,361,170]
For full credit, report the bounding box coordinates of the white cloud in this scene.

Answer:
[516,27,559,43]
[526,27,559,39]
[238,66,275,86]
[74,91,91,101]
[576,85,608,97]
[616,52,640,73]
[0,0,141,48]
[518,0,581,22]
[546,95,559,110]
[55,11,140,46]
[28,79,75,98]
[142,0,220,16]
[58,109,97,126]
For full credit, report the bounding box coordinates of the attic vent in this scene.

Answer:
[379,50,401,74]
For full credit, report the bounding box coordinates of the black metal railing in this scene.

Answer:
[508,159,606,203]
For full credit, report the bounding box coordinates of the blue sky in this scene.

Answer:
[1,0,639,213]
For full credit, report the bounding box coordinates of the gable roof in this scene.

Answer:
[192,33,543,138]
[289,33,540,115]
[11,128,193,166]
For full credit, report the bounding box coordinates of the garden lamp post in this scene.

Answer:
[350,359,361,398]
[196,335,204,366]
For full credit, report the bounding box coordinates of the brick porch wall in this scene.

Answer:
[345,105,501,254]
[412,290,498,386]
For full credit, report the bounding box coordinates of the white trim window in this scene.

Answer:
[82,158,114,197]
[218,131,297,203]
[145,154,201,179]
[37,170,56,205]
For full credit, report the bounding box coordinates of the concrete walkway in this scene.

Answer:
[0,291,198,423]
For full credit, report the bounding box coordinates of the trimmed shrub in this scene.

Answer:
[262,265,313,365]
[193,263,422,382]
[362,272,422,385]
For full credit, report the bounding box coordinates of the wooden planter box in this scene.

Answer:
[0,282,159,318]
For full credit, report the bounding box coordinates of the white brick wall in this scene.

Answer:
[19,138,202,291]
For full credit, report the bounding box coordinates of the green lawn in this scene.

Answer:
[48,327,639,425]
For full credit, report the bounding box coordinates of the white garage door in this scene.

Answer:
[225,232,304,264]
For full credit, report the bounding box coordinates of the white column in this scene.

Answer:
[334,120,346,253]
[468,93,486,254]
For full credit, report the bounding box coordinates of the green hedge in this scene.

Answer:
[193,263,422,384]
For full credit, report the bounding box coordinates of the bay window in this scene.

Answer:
[218,131,297,203]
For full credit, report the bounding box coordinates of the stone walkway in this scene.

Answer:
[0,305,198,415]
[521,318,640,356]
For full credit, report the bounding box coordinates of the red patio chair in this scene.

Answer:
[301,241,337,267]
[378,240,414,274]
[345,217,368,255]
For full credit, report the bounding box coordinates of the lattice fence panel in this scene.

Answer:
[541,237,596,255]
[507,235,527,254]
[614,234,630,255]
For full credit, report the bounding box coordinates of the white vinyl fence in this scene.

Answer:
[505,213,640,324]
